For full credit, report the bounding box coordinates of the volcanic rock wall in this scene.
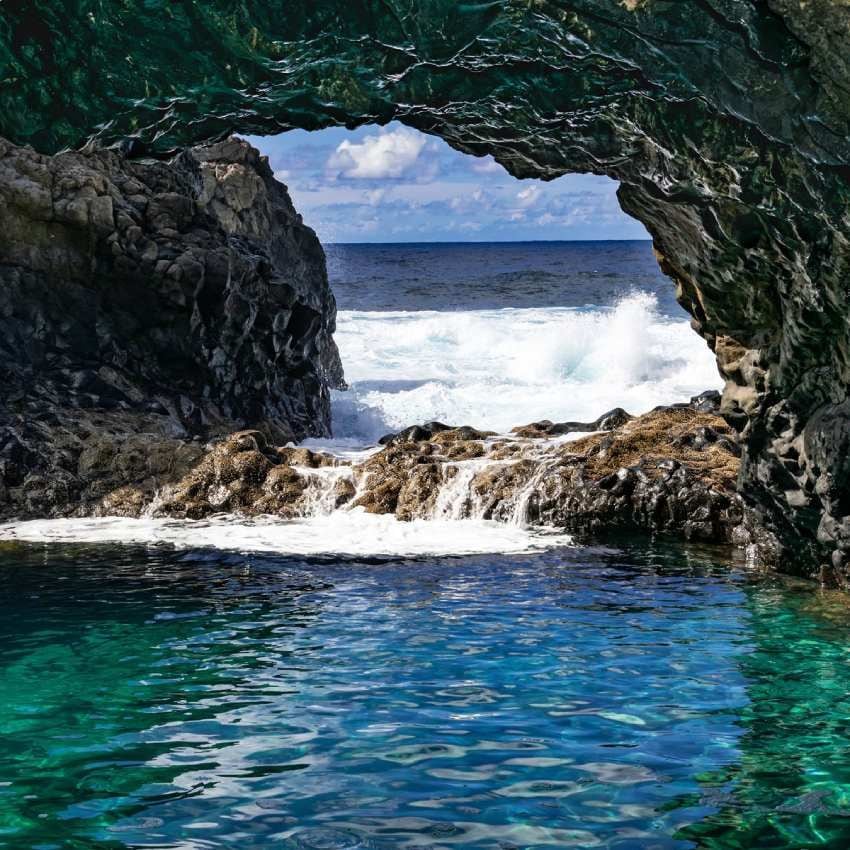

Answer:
[0,137,342,516]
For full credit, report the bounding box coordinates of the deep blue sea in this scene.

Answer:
[322,241,720,444]
[325,241,682,314]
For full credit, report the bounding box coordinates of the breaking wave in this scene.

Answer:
[329,292,721,444]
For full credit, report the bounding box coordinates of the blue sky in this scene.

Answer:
[248,123,649,244]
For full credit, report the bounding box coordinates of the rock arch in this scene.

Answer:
[2,1,850,576]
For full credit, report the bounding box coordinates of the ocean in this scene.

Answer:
[322,241,721,446]
[1,242,847,849]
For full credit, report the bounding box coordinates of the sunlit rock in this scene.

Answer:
[2,2,850,575]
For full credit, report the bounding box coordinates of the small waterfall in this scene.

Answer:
[142,488,168,519]
[509,462,550,528]
[430,455,545,523]
[506,444,565,528]
[431,460,487,520]
[295,465,356,517]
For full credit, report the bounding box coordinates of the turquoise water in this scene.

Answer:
[1,540,850,849]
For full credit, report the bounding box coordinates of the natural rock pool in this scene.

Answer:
[2,540,849,849]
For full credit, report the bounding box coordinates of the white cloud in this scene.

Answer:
[449,188,485,213]
[354,217,380,233]
[327,127,429,179]
[516,183,542,207]
[471,155,505,174]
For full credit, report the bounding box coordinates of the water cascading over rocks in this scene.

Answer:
[3,1,850,578]
[89,400,743,550]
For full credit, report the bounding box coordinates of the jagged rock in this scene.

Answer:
[332,478,357,509]
[350,441,440,516]
[433,427,493,443]
[0,409,206,518]
[444,441,486,461]
[3,403,750,554]
[380,422,496,446]
[402,407,741,542]
[513,407,635,439]
[152,432,295,520]
[537,408,744,542]
[276,446,338,468]
[690,390,722,413]
[85,406,743,549]
[379,421,452,446]
[6,2,850,575]
[0,137,343,520]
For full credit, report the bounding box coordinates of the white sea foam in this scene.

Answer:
[327,292,721,445]
[4,294,717,557]
[0,513,572,557]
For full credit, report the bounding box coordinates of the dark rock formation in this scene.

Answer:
[523,407,743,545]
[379,422,494,446]
[2,3,850,576]
[513,408,635,439]
[78,402,742,550]
[0,137,342,518]
[689,391,723,414]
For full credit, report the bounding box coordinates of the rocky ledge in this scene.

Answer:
[8,1,850,578]
[38,394,745,551]
[0,137,343,518]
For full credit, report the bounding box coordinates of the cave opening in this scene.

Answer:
[249,123,721,451]
[2,0,848,572]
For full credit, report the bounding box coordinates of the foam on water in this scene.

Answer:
[4,288,717,557]
[328,292,721,444]
[0,513,572,557]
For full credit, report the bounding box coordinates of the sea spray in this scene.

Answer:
[328,293,721,445]
[0,514,572,557]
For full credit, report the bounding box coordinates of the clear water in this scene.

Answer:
[3,539,850,849]
[2,242,831,850]
[322,242,721,445]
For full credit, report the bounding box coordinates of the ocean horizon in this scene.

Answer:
[317,239,718,446]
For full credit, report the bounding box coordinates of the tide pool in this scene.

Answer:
[0,540,848,848]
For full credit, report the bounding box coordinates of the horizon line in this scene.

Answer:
[324,237,653,246]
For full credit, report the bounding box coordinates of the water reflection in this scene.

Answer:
[0,540,847,848]
[677,581,850,848]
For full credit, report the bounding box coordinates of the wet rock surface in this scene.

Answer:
[3,3,850,576]
[50,399,744,551]
[512,407,635,439]
[0,137,343,520]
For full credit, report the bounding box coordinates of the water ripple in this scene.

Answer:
[0,540,849,847]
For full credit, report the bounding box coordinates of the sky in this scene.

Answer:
[247,123,649,244]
